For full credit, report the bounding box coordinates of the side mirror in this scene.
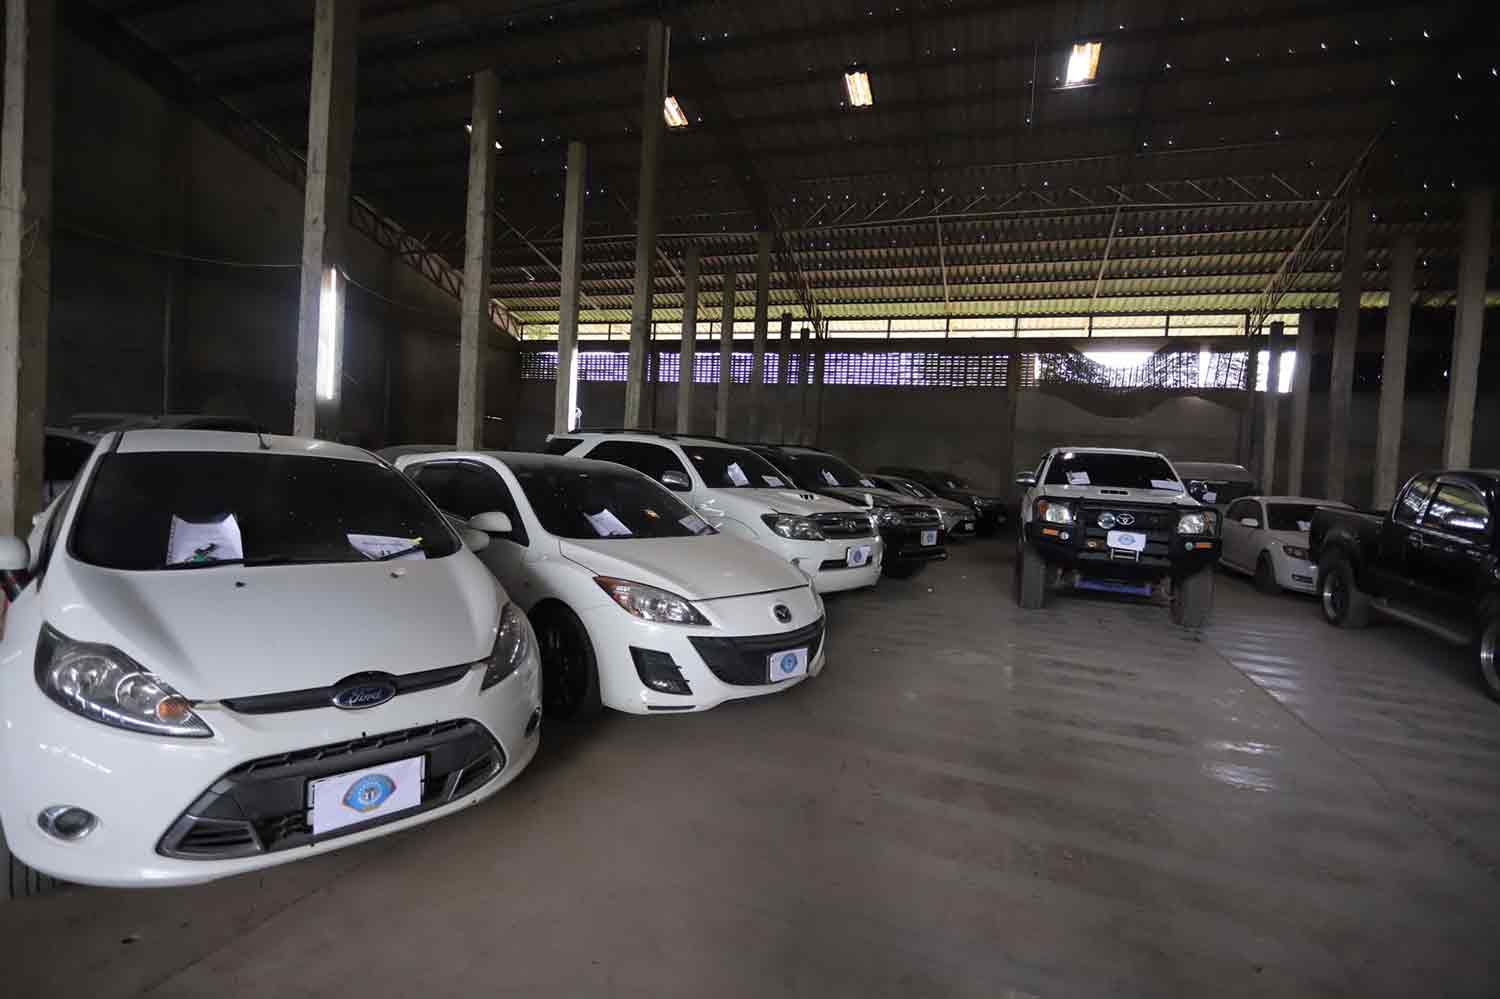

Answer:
[0,536,30,571]
[660,470,692,492]
[1014,471,1038,487]
[1240,517,1261,529]
[469,511,513,535]
[461,527,491,553]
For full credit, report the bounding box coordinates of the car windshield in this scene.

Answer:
[682,445,790,489]
[510,462,715,540]
[71,451,459,570]
[896,478,936,499]
[1266,503,1322,533]
[938,473,971,490]
[1043,452,1182,490]
[781,451,877,490]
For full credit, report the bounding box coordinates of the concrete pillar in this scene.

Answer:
[0,0,53,537]
[1260,321,1284,493]
[293,0,358,439]
[1442,188,1494,469]
[622,20,667,428]
[1373,235,1417,508]
[1287,311,1316,496]
[1239,326,1260,469]
[457,69,499,449]
[748,231,773,438]
[554,141,587,434]
[676,246,701,434]
[797,326,811,443]
[1325,198,1369,502]
[775,312,792,440]
[716,269,736,438]
[812,330,827,444]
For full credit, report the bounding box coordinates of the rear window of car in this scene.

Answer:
[543,436,581,455]
[1043,452,1181,490]
[508,462,715,540]
[1266,503,1321,532]
[70,452,459,570]
[683,445,789,488]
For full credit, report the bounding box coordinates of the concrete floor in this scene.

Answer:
[4,542,1500,997]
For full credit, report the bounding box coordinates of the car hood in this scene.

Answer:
[1037,484,1200,506]
[713,487,862,517]
[944,487,1003,504]
[558,533,808,601]
[813,485,919,509]
[44,553,502,700]
[923,496,977,516]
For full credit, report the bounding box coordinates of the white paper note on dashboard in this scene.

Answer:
[166,514,244,566]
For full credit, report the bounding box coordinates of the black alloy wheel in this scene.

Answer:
[533,605,602,721]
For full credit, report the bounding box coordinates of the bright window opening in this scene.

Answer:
[663,96,689,128]
[1083,350,1154,370]
[844,69,873,108]
[316,268,340,402]
[1065,41,1102,86]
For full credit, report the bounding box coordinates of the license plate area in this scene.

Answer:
[767,647,809,683]
[1106,529,1147,554]
[920,529,938,546]
[846,544,873,567]
[308,755,425,836]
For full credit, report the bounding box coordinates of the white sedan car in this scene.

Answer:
[394,450,829,718]
[1220,495,1347,594]
[0,431,541,893]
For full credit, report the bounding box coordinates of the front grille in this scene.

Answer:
[895,505,941,527]
[690,618,825,686]
[813,511,876,538]
[1077,503,1178,559]
[221,663,472,715]
[158,720,504,860]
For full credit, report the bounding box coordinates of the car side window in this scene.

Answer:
[1225,499,1249,523]
[1393,475,1436,527]
[411,462,529,545]
[1422,482,1490,540]
[584,441,690,485]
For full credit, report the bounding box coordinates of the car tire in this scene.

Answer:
[2,821,58,901]
[531,604,603,722]
[1170,570,1214,628]
[1317,556,1371,628]
[1253,553,1280,595]
[1015,543,1048,609]
[1477,615,1500,703]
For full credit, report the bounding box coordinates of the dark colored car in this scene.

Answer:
[1172,461,1259,511]
[746,444,948,578]
[1311,469,1500,700]
[1014,447,1221,627]
[866,474,978,539]
[874,466,1008,535]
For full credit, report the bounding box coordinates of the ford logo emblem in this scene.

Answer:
[773,603,792,624]
[331,676,397,710]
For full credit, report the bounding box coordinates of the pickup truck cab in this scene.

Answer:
[1015,447,1221,626]
[1310,470,1500,699]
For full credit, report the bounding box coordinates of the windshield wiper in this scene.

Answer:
[373,543,425,562]
[160,557,244,571]
[241,554,339,567]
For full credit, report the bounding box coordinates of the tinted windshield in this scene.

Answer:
[71,452,458,570]
[1043,452,1182,490]
[1266,503,1322,533]
[938,473,971,490]
[682,445,790,489]
[781,451,877,490]
[510,462,715,540]
[897,478,936,499]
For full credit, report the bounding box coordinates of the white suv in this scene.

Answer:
[550,432,883,593]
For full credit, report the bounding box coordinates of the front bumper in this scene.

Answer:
[1272,549,1318,594]
[1025,522,1220,581]
[0,661,542,888]
[581,584,828,714]
[881,525,949,566]
[763,534,883,593]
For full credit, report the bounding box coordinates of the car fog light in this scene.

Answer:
[631,648,692,695]
[39,805,98,841]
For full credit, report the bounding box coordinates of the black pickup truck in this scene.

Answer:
[1310,470,1500,699]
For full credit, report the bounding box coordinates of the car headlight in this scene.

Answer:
[595,577,709,625]
[481,601,539,690]
[1176,511,1220,536]
[760,513,825,541]
[1037,499,1074,524]
[874,508,904,528]
[1281,543,1309,560]
[34,625,211,738]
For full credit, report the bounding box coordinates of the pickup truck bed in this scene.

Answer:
[1310,470,1500,699]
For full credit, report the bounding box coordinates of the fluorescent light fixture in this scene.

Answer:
[1065,41,1102,86]
[663,96,690,128]
[843,68,873,108]
[316,268,340,401]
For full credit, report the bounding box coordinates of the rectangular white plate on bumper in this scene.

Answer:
[309,755,425,835]
[767,647,809,683]
[1106,530,1147,553]
[846,544,873,567]
[920,529,938,546]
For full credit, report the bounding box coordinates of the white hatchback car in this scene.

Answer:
[550,432,883,593]
[0,431,541,892]
[394,450,829,717]
[1220,495,1348,594]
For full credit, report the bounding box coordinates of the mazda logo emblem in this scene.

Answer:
[331,675,397,710]
[773,604,792,624]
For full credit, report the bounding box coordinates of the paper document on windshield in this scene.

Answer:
[1151,479,1184,492]
[1066,471,1091,486]
[1297,520,1312,532]
[821,469,839,486]
[679,512,709,534]
[167,514,244,566]
[762,475,785,488]
[586,508,634,537]
[348,533,426,560]
[725,462,750,487]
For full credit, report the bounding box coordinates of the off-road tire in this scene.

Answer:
[1318,556,1371,629]
[1015,542,1048,610]
[1171,569,1214,628]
